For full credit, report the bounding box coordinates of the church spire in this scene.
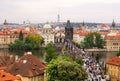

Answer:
[3,19,8,25]
[112,19,115,28]
[82,20,85,26]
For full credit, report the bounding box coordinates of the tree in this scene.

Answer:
[117,50,120,56]
[83,32,103,48]
[75,57,83,65]
[9,39,24,50]
[19,31,23,40]
[25,34,43,49]
[46,57,88,81]
[45,42,58,63]
[9,33,43,50]
[95,33,104,48]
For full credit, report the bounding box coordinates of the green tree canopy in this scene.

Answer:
[117,50,120,56]
[75,57,83,65]
[46,57,88,81]
[83,32,104,48]
[25,34,43,49]
[45,42,58,63]
[19,31,23,40]
[9,33,43,50]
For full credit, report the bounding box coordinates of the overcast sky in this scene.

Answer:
[0,0,120,23]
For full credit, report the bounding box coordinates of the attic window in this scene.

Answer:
[2,75,5,77]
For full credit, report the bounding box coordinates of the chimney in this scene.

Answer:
[15,55,19,61]
[27,52,32,55]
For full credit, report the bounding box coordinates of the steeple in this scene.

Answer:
[82,20,85,26]
[110,19,117,33]
[3,19,8,25]
[112,19,115,28]
[66,20,72,28]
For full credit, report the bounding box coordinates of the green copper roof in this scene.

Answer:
[43,24,52,28]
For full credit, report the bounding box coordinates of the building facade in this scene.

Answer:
[106,57,120,81]
[37,23,55,46]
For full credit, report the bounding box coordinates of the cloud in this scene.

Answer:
[0,0,120,23]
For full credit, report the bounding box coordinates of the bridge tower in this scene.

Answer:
[65,20,73,41]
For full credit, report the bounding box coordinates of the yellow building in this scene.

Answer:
[0,33,19,45]
[106,57,120,81]
[105,34,120,51]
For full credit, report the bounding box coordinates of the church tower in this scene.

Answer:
[65,20,73,41]
[3,19,8,29]
[110,19,116,33]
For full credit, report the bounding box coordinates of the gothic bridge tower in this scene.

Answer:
[65,20,73,41]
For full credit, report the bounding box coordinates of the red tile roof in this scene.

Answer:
[105,35,120,40]
[0,56,15,68]
[106,57,120,66]
[74,32,89,36]
[6,54,46,77]
[0,70,21,81]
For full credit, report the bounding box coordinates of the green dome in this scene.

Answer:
[43,24,52,28]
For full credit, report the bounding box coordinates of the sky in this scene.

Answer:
[0,0,120,23]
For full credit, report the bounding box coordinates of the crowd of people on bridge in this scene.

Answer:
[65,41,109,81]
[74,46,108,81]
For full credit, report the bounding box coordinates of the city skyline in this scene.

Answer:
[0,0,120,23]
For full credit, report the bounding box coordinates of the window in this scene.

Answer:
[113,43,118,45]
[2,75,5,77]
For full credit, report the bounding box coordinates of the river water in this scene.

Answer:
[0,49,45,60]
[87,51,117,67]
[0,49,117,66]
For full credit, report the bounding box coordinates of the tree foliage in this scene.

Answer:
[25,34,43,49]
[117,50,120,56]
[45,42,58,63]
[19,31,23,40]
[83,32,104,48]
[9,33,43,50]
[46,57,88,81]
[75,57,83,65]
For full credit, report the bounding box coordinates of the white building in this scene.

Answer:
[37,23,55,46]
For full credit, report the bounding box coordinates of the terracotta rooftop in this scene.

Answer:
[74,32,89,36]
[0,70,21,81]
[0,56,15,68]
[6,53,46,77]
[105,35,120,40]
[106,57,120,66]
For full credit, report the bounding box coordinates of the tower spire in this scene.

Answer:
[112,19,115,28]
[82,20,85,26]
[3,19,8,25]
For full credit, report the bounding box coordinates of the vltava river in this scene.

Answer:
[0,49,117,66]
